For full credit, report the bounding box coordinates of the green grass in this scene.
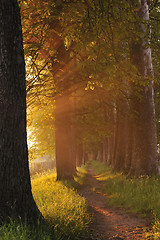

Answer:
[0,166,91,240]
[91,160,160,239]
[31,167,91,240]
[0,219,53,240]
[74,165,88,186]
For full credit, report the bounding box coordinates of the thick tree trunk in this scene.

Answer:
[55,93,76,180]
[106,137,113,165]
[128,0,158,176]
[102,138,107,163]
[76,143,83,167]
[96,144,103,162]
[0,0,40,221]
[82,142,88,165]
[113,100,126,171]
[124,113,132,173]
[106,105,115,167]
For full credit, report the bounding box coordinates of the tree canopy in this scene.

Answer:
[19,0,160,177]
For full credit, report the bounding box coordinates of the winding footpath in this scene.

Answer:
[78,167,150,240]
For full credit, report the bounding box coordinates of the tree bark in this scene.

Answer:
[106,105,115,167]
[113,100,127,171]
[82,142,88,165]
[124,113,132,173]
[102,138,107,163]
[96,144,103,162]
[0,0,40,221]
[55,93,76,180]
[128,0,158,176]
[76,143,83,166]
[106,137,113,165]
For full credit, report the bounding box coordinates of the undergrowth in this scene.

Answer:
[91,160,160,239]
[0,219,53,240]
[0,165,90,240]
[74,165,88,186]
[32,166,90,240]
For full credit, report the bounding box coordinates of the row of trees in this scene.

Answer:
[21,0,160,178]
[0,0,160,224]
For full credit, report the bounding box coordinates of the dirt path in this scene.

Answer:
[78,166,150,240]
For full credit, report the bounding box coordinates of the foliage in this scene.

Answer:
[75,87,114,153]
[20,0,160,156]
[31,169,91,240]
[27,99,55,161]
[91,160,109,175]
[20,0,76,101]
[21,0,160,170]
[147,216,160,239]
[62,0,143,84]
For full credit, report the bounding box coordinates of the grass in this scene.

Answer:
[91,160,160,239]
[0,219,53,240]
[74,165,88,186]
[31,167,91,240]
[0,166,91,240]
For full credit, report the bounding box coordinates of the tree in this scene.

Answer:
[113,98,127,171]
[150,1,160,152]
[27,98,55,161]
[21,0,78,180]
[76,0,159,176]
[55,92,77,180]
[0,0,40,220]
[20,0,160,177]
[128,0,159,176]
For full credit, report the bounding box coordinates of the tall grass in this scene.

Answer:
[31,168,91,240]
[91,160,160,239]
[74,165,88,186]
[0,219,53,240]
[0,167,90,240]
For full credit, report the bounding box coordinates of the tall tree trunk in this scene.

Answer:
[96,144,103,162]
[76,143,83,166]
[113,100,127,171]
[82,142,88,165]
[129,0,158,176]
[102,138,107,163]
[124,112,132,173]
[55,92,76,180]
[106,137,113,165]
[106,105,115,166]
[0,0,40,221]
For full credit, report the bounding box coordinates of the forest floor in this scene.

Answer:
[78,166,151,240]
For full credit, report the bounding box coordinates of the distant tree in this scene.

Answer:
[27,100,55,162]
[0,0,40,220]
[113,98,128,171]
